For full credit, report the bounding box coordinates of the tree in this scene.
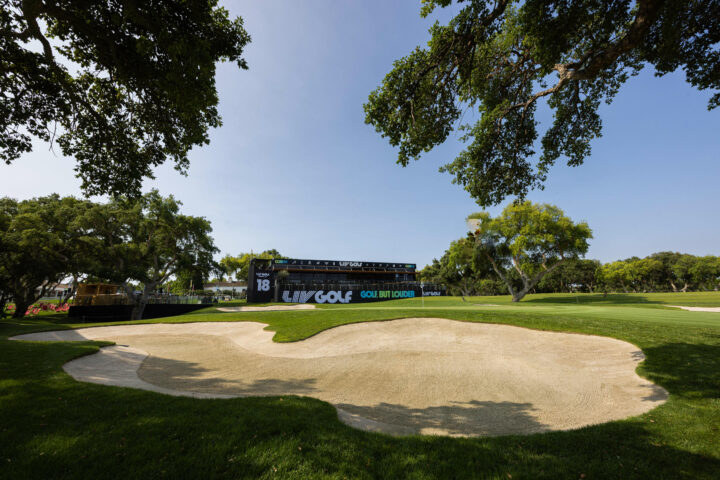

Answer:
[597,260,631,293]
[166,268,207,295]
[0,198,17,316]
[650,251,685,291]
[420,236,510,296]
[671,254,698,292]
[690,256,720,291]
[107,191,218,320]
[469,202,592,301]
[364,0,720,206]
[220,249,284,282]
[537,258,600,293]
[631,257,665,292]
[1,0,250,197]
[0,195,73,317]
[444,237,480,297]
[218,254,243,281]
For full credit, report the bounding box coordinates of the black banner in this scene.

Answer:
[280,287,445,304]
[273,258,416,271]
[248,269,273,303]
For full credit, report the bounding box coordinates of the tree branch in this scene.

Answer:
[504,0,664,116]
[21,0,54,63]
[482,249,516,297]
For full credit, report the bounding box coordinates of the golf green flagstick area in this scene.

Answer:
[2,292,720,479]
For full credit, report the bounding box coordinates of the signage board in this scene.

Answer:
[280,287,445,304]
[273,258,415,271]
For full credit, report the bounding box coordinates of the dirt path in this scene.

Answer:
[12,318,667,437]
[217,305,316,312]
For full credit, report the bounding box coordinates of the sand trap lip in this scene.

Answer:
[11,318,667,437]
[217,305,316,312]
[669,305,720,312]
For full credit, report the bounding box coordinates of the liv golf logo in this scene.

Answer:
[282,290,352,304]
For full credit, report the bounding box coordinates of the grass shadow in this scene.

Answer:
[640,342,720,399]
[337,399,548,437]
[523,293,662,305]
[138,354,320,397]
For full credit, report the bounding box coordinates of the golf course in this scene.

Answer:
[2,292,720,479]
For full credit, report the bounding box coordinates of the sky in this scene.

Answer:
[2,1,719,268]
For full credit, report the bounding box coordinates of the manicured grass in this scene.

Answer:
[2,293,720,478]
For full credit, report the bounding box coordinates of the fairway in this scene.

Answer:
[2,292,720,478]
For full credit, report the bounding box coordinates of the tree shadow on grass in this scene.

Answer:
[336,399,548,437]
[136,354,320,397]
[640,342,720,399]
[523,293,662,305]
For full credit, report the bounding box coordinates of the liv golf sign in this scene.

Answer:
[282,290,353,304]
[281,288,443,304]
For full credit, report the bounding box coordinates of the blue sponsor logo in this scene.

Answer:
[360,290,415,299]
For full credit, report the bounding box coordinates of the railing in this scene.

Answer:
[75,294,217,306]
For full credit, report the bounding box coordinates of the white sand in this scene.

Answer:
[669,305,720,312]
[217,304,316,312]
[12,318,667,437]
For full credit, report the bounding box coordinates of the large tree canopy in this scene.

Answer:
[97,191,218,320]
[469,201,592,301]
[365,0,720,206]
[219,249,284,282]
[0,194,92,317]
[1,0,250,196]
[0,191,218,319]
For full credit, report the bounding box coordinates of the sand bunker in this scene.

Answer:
[669,305,720,312]
[12,318,667,437]
[217,305,316,312]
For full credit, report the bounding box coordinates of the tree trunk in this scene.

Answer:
[125,282,156,321]
[10,286,42,318]
[680,283,689,293]
[12,299,31,318]
[511,287,531,302]
[62,277,79,305]
[130,284,156,321]
[669,280,677,292]
[130,299,146,321]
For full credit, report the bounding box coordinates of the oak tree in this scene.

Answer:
[365,0,720,206]
[106,191,218,320]
[1,0,250,196]
[468,201,592,301]
[0,195,83,317]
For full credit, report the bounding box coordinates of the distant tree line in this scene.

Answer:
[419,202,719,298]
[420,244,720,297]
[217,250,285,282]
[0,192,217,319]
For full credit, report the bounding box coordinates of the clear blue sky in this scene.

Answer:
[3,1,719,268]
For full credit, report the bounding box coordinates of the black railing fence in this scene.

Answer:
[74,294,218,307]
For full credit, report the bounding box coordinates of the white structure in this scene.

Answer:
[203,281,247,295]
[36,282,73,298]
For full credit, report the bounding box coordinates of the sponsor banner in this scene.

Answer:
[422,290,444,297]
[249,269,273,303]
[273,258,415,270]
[282,290,353,304]
[281,288,445,304]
